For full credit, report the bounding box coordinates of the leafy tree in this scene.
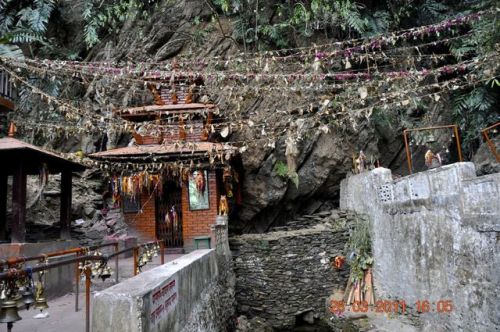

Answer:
[0,0,56,57]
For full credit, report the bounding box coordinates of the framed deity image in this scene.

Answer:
[122,193,141,213]
[188,170,209,210]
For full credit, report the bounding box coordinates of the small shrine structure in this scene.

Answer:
[0,137,86,242]
[90,76,241,252]
[1,69,86,243]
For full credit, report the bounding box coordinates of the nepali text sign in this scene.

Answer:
[149,277,178,327]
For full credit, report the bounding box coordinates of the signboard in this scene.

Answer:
[149,277,178,327]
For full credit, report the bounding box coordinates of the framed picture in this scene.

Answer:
[122,194,141,213]
[188,170,209,210]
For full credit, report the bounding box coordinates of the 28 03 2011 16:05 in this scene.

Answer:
[329,300,454,315]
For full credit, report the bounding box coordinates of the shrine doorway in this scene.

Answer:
[156,180,183,248]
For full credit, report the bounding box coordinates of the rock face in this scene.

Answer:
[230,210,357,329]
[5,168,132,245]
[17,0,494,237]
[473,136,500,175]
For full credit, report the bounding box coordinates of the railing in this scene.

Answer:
[0,70,13,101]
[0,240,165,332]
[482,122,500,163]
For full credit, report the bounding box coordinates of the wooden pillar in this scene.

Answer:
[60,169,72,240]
[11,162,27,243]
[0,173,7,241]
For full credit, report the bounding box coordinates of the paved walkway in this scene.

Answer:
[10,253,183,332]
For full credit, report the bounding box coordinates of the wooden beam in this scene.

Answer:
[60,170,72,240]
[0,173,7,241]
[11,162,27,243]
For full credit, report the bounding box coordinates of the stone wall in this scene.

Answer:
[340,163,500,331]
[230,210,355,329]
[92,224,234,332]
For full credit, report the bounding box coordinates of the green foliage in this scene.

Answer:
[452,84,499,158]
[274,160,299,189]
[420,0,449,23]
[274,160,289,177]
[211,0,414,49]
[448,0,498,59]
[0,0,55,57]
[83,0,160,49]
[345,217,372,282]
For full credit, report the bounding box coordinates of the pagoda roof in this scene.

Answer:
[115,103,217,120]
[89,142,235,162]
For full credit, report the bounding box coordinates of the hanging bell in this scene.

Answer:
[34,296,49,311]
[146,250,153,262]
[99,266,112,282]
[91,263,101,278]
[0,288,7,303]
[0,299,22,323]
[140,254,148,267]
[13,291,24,309]
[22,287,35,310]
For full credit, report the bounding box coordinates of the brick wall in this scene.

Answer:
[123,192,156,242]
[123,171,220,251]
[162,121,205,143]
[182,170,218,251]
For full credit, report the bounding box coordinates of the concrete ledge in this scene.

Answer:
[92,249,218,332]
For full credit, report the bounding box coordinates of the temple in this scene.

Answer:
[90,77,241,252]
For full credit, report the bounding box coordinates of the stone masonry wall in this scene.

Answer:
[230,210,355,329]
[340,163,499,331]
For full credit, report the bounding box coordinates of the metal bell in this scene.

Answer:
[22,288,35,310]
[146,250,153,262]
[13,292,24,309]
[91,263,101,278]
[139,254,147,267]
[34,296,49,311]
[99,266,112,282]
[0,300,22,323]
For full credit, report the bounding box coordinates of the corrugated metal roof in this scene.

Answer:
[89,142,234,159]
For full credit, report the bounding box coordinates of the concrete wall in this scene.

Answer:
[0,240,79,299]
[93,224,235,332]
[340,163,500,331]
[230,210,354,329]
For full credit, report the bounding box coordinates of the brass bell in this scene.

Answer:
[99,266,112,282]
[146,250,153,262]
[0,299,22,323]
[91,263,101,278]
[34,296,49,312]
[139,254,147,267]
[13,291,24,309]
[22,288,35,310]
